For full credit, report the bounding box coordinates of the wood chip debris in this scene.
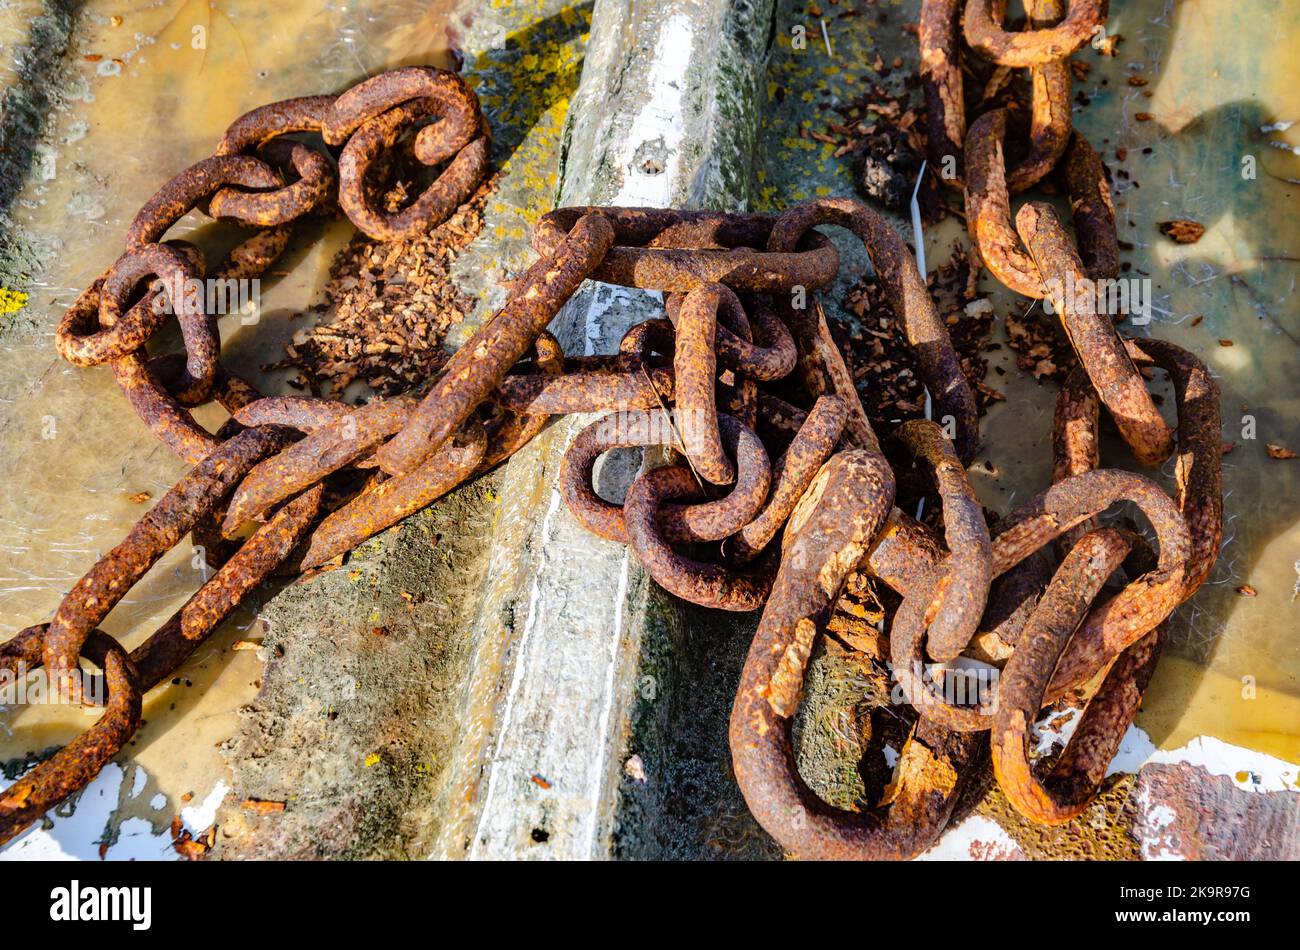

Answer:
[1005,306,1078,383]
[271,171,499,398]
[842,243,1000,429]
[241,798,287,815]
[1159,219,1206,244]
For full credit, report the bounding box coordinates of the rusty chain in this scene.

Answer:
[4,12,1221,861]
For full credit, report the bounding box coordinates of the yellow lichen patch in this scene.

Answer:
[0,287,28,316]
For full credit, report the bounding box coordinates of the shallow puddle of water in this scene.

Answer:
[0,0,462,841]
[1084,0,1300,766]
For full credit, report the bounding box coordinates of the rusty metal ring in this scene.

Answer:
[209,139,336,227]
[920,0,966,188]
[965,113,1119,293]
[492,354,676,413]
[561,409,771,545]
[0,628,142,847]
[769,198,979,464]
[730,450,982,859]
[132,484,324,689]
[1005,0,1074,192]
[300,418,488,570]
[233,396,353,433]
[375,211,615,476]
[963,0,1109,68]
[893,467,1190,730]
[41,426,299,696]
[533,207,840,293]
[964,109,1045,296]
[336,96,490,242]
[222,396,419,534]
[674,284,740,484]
[990,528,1161,824]
[57,243,205,369]
[111,357,262,465]
[623,465,776,611]
[1015,201,1173,466]
[477,330,564,472]
[126,155,284,249]
[216,94,336,156]
[998,468,1192,704]
[323,65,484,165]
[1059,133,1120,281]
[894,418,992,661]
[728,395,847,563]
[665,286,797,382]
[1124,339,1222,597]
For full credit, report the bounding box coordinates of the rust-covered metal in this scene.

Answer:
[674,284,738,484]
[533,207,840,293]
[1004,0,1073,193]
[41,426,296,697]
[57,244,206,370]
[324,66,490,242]
[374,211,614,475]
[666,286,796,381]
[1059,133,1120,281]
[126,155,284,248]
[222,396,417,533]
[337,98,489,243]
[729,395,847,563]
[963,0,1108,68]
[27,43,1225,849]
[216,95,335,156]
[990,528,1142,824]
[895,419,992,662]
[0,630,142,847]
[730,451,982,859]
[300,420,488,569]
[919,0,965,187]
[1016,201,1174,466]
[624,466,776,612]
[964,109,1046,297]
[769,198,979,464]
[965,109,1119,298]
[208,139,335,228]
[561,409,770,546]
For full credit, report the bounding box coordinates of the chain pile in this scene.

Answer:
[2,65,492,844]
[722,0,1220,859]
[2,4,1222,860]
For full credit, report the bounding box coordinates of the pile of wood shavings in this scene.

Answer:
[273,173,499,397]
[841,242,1001,431]
[1003,304,1079,383]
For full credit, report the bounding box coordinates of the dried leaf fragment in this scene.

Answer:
[1159,219,1206,244]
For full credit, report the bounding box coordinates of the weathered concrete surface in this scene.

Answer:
[208,0,594,859]
[433,0,778,861]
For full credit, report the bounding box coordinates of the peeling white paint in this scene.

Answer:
[616,14,694,206]
[180,780,229,834]
[1033,710,1298,792]
[0,764,174,861]
[918,815,1023,861]
[1133,786,1184,862]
